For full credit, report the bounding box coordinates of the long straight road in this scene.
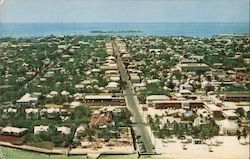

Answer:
[112,40,154,154]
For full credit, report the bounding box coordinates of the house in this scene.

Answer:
[61,90,70,96]
[25,108,39,119]
[75,125,86,137]
[146,95,170,107]
[222,110,238,120]
[130,73,141,83]
[178,63,210,72]
[179,89,193,97]
[100,63,118,70]
[201,81,215,91]
[70,101,81,108]
[47,108,60,118]
[16,93,38,107]
[1,126,28,136]
[217,119,238,135]
[193,117,210,127]
[34,125,49,134]
[105,82,119,92]
[204,102,222,118]
[180,83,193,91]
[57,126,71,135]
[90,111,112,127]
[2,108,17,119]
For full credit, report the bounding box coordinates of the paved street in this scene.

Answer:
[113,40,154,154]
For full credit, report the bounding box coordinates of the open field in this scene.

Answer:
[0,146,172,159]
[0,147,85,159]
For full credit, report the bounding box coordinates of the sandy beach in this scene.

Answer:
[155,136,249,159]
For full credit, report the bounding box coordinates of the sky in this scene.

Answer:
[0,0,249,23]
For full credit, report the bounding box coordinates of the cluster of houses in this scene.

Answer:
[120,36,250,136]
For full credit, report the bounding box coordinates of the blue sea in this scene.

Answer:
[0,23,249,38]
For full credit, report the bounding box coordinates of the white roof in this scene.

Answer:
[219,119,238,129]
[76,125,86,133]
[47,108,60,113]
[25,108,39,113]
[17,93,38,103]
[85,95,112,100]
[223,110,238,117]
[5,108,17,113]
[106,82,119,87]
[34,125,49,134]
[204,102,221,111]
[147,79,160,84]
[70,101,81,107]
[147,95,170,101]
[61,90,70,96]
[2,126,27,134]
[50,91,58,96]
[57,126,71,135]
[133,83,146,87]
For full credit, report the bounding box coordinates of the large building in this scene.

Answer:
[178,63,210,72]
[16,93,38,107]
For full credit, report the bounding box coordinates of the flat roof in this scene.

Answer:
[85,95,113,100]
[204,102,221,111]
[147,95,170,100]
[223,110,238,117]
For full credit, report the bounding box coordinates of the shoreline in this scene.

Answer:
[0,22,248,38]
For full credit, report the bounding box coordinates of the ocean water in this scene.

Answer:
[0,23,249,38]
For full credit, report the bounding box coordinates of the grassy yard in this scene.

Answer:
[0,147,85,159]
[0,147,170,159]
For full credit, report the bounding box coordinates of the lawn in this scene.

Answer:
[0,147,171,159]
[0,147,85,159]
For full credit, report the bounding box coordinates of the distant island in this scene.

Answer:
[90,30,142,34]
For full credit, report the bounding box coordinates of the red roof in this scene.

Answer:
[90,113,112,126]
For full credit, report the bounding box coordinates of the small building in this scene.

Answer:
[1,126,28,136]
[57,126,71,135]
[146,95,170,107]
[47,108,60,119]
[2,108,17,119]
[34,125,49,134]
[105,82,119,92]
[179,89,193,97]
[25,108,39,119]
[218,119,238,135]
[201,81,215,92]
[90,112,113,127]
[193,117,210,127]
[222,110,238,120]
[204,102,222,118]
[178,63,210,72]
[180,83,193,91]
[16,93,38,107]
[130,74,141,83]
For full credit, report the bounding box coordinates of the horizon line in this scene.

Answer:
[1,22,249,24]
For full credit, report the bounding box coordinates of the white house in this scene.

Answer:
[1,126,28,136]
[25,108,39,119]
[57,126,71,135]
[193,117,210,127]
[217,119,238,135]
[16,93,38,107]
[146,95,170,107]
[34,125,49,134]
[105,82,119,92]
